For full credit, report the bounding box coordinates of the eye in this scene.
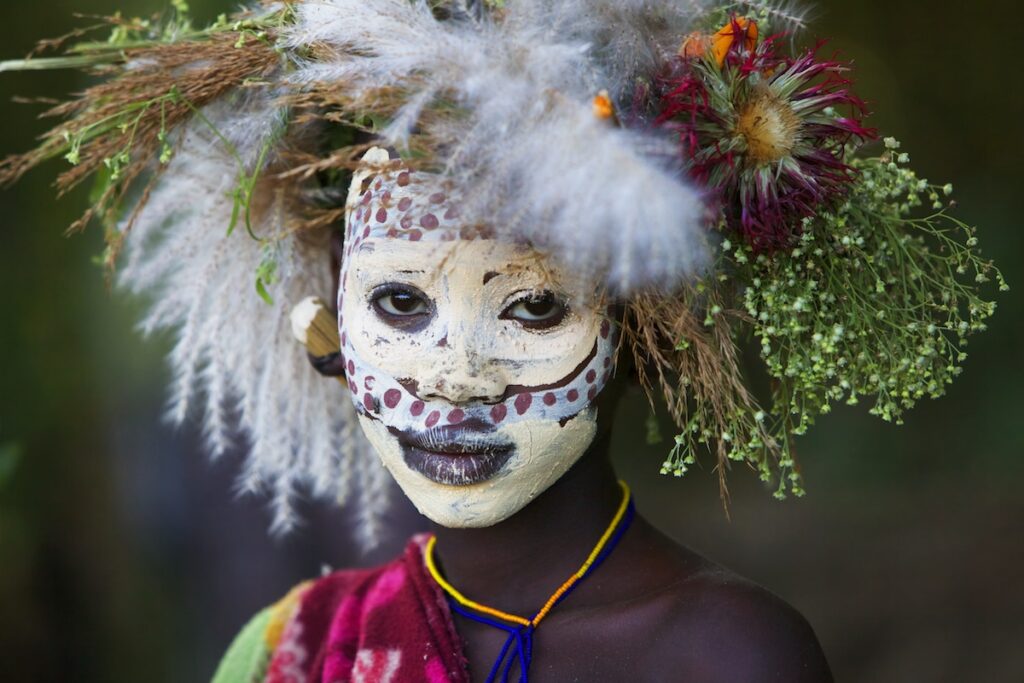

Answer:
[371,284,432,326]
[501,291,568,330]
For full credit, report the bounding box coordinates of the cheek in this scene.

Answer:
[501,410,598,463]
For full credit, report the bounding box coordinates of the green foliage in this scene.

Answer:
[662,144,1005,497]
[698,1,808,35]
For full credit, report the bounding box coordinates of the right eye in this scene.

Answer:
[371,285,431,322]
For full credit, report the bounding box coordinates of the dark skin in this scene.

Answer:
[324,230,832,681]
[429,382,834,683]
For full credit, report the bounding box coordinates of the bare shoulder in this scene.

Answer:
[600,519,833,682]
[639,558,834,682]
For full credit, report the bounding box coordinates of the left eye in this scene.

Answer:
[502,292,567,329]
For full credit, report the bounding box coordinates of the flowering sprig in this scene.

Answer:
[659,142,1005,497]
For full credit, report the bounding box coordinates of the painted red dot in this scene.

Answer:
[381,190,392,205]
[397,171,410,187]
[361,191,371,205]
[444,205,460,220]
[350,381,359,395]
[600,320,611,339]
[340,332,347,346]
[386,227,399,238]
[383,389,402,409]
[588,386,598,401]
[400,216,413,229]
[347,360,355,376]
[375,208,388,223]
[447,408,465,424]
[363,392,376,412]
[374,178,382,190]
[425,410,441,428]
[362,225,371,239]
[430,192,446,204]
[543,392,557,406]
[398,196,413,211]
[603,356,611,368]
[586,369,597,383]
[410,400,425,417]
[514,393,533,415]
[567,389,580,402]
[420,213,439,229]
[408,229,422,241]
[364,376,376,390]
[491,404,507,423]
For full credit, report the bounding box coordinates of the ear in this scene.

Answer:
[307,230,347,378]
[330,227,345,300]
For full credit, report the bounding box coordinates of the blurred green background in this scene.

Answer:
[0,1,1021,681]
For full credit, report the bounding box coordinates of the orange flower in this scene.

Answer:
[679,18,759,67]
[678,31,710,59]
[711,17,758,67]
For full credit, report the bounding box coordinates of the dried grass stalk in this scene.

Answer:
[624,283,778,502]
[0,32,282,237]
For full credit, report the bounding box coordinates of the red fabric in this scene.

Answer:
[266,535,469,683]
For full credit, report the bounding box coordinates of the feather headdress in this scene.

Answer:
[0,0,1002,535]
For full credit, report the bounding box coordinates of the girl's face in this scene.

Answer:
[339,153,617,527]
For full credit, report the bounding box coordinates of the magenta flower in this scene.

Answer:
[656,23,875,250]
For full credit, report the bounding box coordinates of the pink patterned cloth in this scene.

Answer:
[266,535,469,683]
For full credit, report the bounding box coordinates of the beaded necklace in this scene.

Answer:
[424,481,635,683]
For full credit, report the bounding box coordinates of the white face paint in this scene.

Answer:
[338,150,618,528]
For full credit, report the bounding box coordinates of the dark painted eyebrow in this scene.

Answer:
[397,269,425,274]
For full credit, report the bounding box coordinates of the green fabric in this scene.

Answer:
[211,607,273,683]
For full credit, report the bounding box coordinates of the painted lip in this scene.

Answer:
[393,425,515,486]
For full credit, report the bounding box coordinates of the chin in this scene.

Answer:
[356,411,598,528]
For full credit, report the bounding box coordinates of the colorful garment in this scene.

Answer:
[212,535,469,683]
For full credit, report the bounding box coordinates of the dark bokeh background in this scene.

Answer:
[1,1,1021,681]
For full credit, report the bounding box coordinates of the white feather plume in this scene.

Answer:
[286,0,710,293]
[118,90,385,535]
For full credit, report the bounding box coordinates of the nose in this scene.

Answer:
[417,330,507,404]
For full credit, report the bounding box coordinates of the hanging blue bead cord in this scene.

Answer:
[445,498,636,683]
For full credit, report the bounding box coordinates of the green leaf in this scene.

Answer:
[255,277,274,306]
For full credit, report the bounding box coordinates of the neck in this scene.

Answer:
[430,438,622,617]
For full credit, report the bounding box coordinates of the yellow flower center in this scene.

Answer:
[735,91,801,165]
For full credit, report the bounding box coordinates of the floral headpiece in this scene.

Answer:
[0,0,1003,535]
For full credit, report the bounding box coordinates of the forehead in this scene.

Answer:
[348,236,549,281]
[347,166,476,241]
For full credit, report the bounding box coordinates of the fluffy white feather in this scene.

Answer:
[286,0,710,292]
[118,90,385,535]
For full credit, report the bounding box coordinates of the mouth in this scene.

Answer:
[392,424,515,486]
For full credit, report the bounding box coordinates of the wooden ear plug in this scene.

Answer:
[290,296,347,384]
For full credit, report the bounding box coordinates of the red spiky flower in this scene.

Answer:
[656,18,876,250]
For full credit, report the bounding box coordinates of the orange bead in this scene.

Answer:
[592,90,616,121]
